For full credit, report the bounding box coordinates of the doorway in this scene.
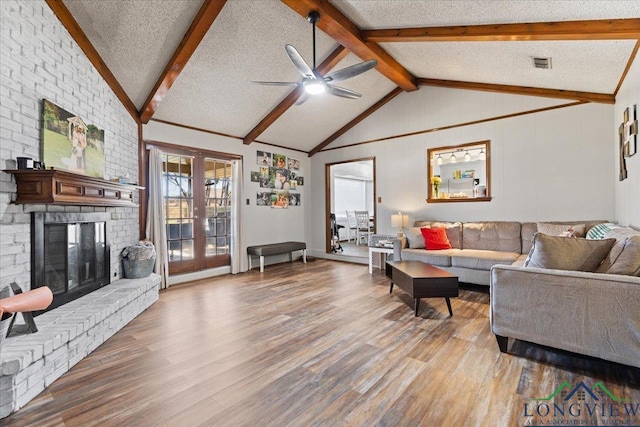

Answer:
[160,149,233,275]
[325,158,376,257]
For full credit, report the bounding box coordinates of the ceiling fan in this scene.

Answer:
[251,10,378,105]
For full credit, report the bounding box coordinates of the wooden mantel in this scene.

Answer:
[4,169,143,207]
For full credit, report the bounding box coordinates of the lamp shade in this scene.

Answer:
[391,212,408,227]
[391,214,403,228]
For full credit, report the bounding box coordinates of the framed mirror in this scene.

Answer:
[427,140,491,203]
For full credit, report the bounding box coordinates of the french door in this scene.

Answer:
[161,150,232,275]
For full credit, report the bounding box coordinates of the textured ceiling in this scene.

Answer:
[383,40,636,93]
[333,0,640,28]
[63,0,640,153]
[154,0,339,138]
[62,0,202,109]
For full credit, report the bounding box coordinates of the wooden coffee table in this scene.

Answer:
[385,261,459,316]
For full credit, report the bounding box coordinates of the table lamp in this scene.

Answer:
[391,212,408,238]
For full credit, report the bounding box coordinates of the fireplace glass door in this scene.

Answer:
[44,223,106,294]
[32,212,110,313]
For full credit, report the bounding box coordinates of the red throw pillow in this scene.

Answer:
[421,227,452,250]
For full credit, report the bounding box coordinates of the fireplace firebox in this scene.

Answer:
[31,212,110,314]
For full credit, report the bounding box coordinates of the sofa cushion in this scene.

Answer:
[400,248,460,267]
[511,253,529,267]
[524,233,616,272]
[421,227,452,250]
[537,222,586,238]
[601,227,640,241]
[414,221,462,249]
[520,223,538,254]
[462,222,521,252]
[451,249,520,270]
[403,227,427,249]
[596,228,640,276]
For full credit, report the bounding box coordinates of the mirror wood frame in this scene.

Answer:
[427,140,492,203]
[325,157,377,254]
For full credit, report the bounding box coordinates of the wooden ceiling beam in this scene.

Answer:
[417,78,615,104]
[243,45,348,145]
[139,0,227,124]
[45,0,140,123]
[280,0,418,92]
[363,18,640,42]
[309,87,404,156]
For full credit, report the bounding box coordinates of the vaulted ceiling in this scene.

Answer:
[53,0,640,155]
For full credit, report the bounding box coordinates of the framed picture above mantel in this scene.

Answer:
[42,99,105,178]
[427,140,492,203]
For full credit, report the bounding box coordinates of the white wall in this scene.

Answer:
[0,0,140,289]
[614,54,640,228]
[143,121,308,256]
[308,87,615,257]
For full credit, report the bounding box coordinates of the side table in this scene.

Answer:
[369,246,394,274]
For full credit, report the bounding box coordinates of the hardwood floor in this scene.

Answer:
[2,260,639,427]
[338,242,369,258]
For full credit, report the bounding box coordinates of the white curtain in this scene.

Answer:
[145,147,169,289]
[230,159,248,274]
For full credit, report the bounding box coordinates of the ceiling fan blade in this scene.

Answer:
[295,92,310,106]
[250,81,299,86]
[326,84,362,99]
[325,60,378,83]
[285,44,314,79]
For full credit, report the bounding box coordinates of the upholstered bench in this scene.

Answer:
[247,241,307,272]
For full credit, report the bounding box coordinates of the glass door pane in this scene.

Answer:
[163,154,194,263]
[204,158,231,259]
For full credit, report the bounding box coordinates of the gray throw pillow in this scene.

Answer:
[524,233,615,272]
[403,226,427,249]
[596,235,640,276]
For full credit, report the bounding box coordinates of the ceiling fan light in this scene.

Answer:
[304,80,325,95]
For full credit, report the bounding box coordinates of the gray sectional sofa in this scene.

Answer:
[393,220,640,368]
[393,220,608,286]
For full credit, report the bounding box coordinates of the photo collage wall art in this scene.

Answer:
[252,151,303,208]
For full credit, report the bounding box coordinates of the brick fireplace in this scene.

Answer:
[0,274,160,418]
[0,0,149,418]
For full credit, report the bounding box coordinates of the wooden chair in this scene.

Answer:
[354,210,372,245]
[345,211,358,243]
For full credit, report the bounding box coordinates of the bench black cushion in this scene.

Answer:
[247,241,306,256]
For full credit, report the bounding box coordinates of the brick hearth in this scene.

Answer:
[0,275,160,418]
